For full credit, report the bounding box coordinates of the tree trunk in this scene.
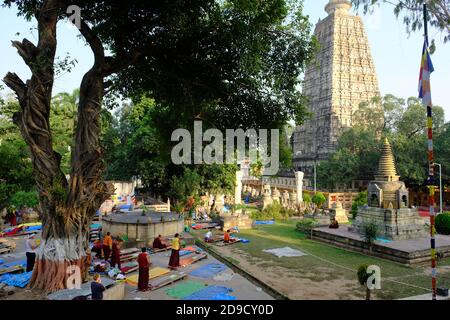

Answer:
[30,214,91,292]
[3,0,113,292]
[366,287,371,300]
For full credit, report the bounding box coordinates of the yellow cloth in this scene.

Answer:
[171,238,180,250]
[126,267,170,286]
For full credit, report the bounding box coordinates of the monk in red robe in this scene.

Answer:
[137,247,151,291]
[152,235,168,249]
[168,233,181,269]
[110,239,123,269]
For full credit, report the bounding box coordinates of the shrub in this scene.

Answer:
[361,221,378,247]
[10,190,39,209]
[436,212,450,235]
[312,192,326,208]
[296,219,319,232]
[356,264,372,300]
[250,202,293,221]
[303,193,311,204]
[351,191,367,219]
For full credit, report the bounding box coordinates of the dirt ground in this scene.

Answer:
[213,244,363,300]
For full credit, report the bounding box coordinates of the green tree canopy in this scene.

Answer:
[352,0,450,44]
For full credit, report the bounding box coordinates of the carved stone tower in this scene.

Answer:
[292,0,380,175]
[350,138,427,240]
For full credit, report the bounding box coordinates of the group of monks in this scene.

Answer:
[91,232,123,269]
[90,231,185,292]
[136,233,182,292]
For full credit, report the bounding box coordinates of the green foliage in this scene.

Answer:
[50,90,78,174]
[435,212,450,235]
[296,218,319,232]
[351,191,368,219]
[352,0,450,43]
[356,264,370,286]
[250,202,293,221]
[0,97,35,209]
[318,94,447,189]
[10,191,39,209]
[361,221,379,246]
[312,192,326,208]
[302,193,311,203]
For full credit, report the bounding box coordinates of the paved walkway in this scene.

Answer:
[1,232,274,300]
[124,249,273,300]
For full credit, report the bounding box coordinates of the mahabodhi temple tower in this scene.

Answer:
[292,0,380,175]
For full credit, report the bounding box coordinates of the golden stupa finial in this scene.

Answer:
[375,138,399,182]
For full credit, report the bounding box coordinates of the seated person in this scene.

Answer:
[329,219,339,229]
[152,234,168,249]
[204,230,213,243]
[223,230,237,243]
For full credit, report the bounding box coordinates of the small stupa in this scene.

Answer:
[351,138,427,240]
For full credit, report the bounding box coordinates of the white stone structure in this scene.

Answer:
[235,170,243,205]
[294,171,304,204]
[292,0,380,175]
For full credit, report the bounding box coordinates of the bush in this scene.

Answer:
[361,221,378,246]
[303,193,311,204]
[296,219,319,232]
[250,202,295,221]
[436,212,450,235]
[351,191,367,219]
[312,192,326,208]
[10,191,39,209]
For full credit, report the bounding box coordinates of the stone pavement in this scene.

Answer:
[124,249,274,300]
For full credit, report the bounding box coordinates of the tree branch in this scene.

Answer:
[3,72,27,101]
[11,39,39,70]
[77,19,105,67]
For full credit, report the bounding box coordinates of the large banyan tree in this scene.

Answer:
[2,0,315,291]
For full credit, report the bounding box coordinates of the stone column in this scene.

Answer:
[295,171,304,204]
[235,170,243,205]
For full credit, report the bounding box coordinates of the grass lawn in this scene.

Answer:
[192,220,450,299]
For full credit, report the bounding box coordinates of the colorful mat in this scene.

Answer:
[179,246,203,257]
[183,285,235,300]
[254,220,275,225]
[165,280,207,299]
[126,267,170,286]
[189,263,227,279]
[0,271,32,288]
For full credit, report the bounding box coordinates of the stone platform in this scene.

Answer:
[311,226,450,265]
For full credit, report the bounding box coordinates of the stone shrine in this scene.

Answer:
[351,138,426,240]
[329,201,349,224]
[292,0,380,175]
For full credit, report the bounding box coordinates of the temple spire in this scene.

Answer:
[375,138,400,181]
[325,0,352,15]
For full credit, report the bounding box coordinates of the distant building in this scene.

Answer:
[292,0,380,176]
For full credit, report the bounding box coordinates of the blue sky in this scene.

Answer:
[0,1,449,119]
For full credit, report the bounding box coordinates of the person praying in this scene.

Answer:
[168,233,181,269]
[137,247,151,291]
